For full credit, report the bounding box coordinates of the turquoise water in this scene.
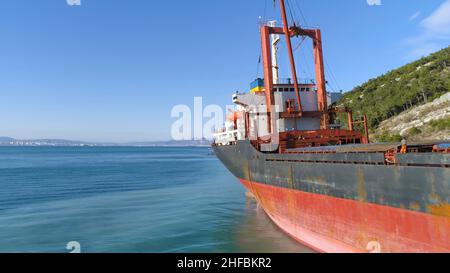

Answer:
[0,147,311,253]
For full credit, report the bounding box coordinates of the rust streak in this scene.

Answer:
[357,169,367,203]
[427,203,450,218]
[409,203,421,212]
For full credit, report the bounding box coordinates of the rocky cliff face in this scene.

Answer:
[375,92,449,142]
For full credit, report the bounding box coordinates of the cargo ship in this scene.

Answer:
[213,0,450,253]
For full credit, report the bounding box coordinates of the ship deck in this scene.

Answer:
[286,141,449,154]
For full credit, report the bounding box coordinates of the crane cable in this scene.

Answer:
[292,0,309,27]
[285,0,297,27]
[291,0,343,92]
[256,0,343,92]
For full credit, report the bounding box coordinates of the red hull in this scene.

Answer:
[240,179,450,253]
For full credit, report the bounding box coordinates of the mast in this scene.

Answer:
[268,21,280,84]
[279,0,302,114]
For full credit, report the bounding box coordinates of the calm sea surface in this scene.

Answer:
[0,147,312,253]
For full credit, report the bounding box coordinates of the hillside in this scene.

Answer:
[337,46,450,142]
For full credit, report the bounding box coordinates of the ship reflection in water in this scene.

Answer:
[232,197,314,253]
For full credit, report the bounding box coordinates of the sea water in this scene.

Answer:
[0,147,311,253]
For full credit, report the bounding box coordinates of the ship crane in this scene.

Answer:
[262,0,328,131]
[217,0,370,151]
[253,0,365,151]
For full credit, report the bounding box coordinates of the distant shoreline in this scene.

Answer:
[0,137,212,148]
[0,145,211,148]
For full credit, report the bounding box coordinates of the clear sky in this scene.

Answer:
[1,0,449,142]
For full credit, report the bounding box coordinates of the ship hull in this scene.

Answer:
[213,141,450,253]
[240,178,450,253]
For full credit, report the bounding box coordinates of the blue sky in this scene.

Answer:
[0,0,449,142]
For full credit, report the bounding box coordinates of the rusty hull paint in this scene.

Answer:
[213,141,450,252]
[240,179,450,253]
